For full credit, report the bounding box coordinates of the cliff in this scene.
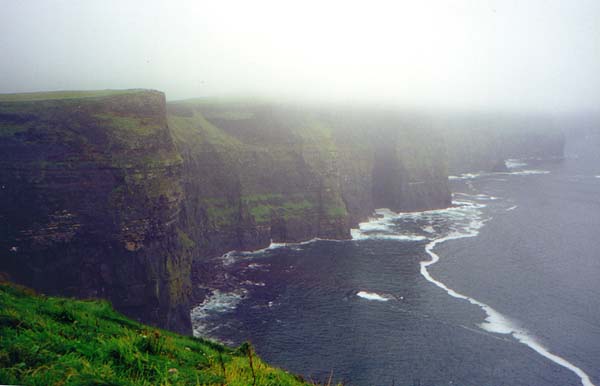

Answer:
[0,90,191,333]
[438,112,565,174]
[0,90,565,335]
[168,100,451,260]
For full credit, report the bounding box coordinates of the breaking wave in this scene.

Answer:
[507,169,551,176]
[351,208,429,241]
[449,172,484,180]
[454,192,499,201]
[191,288,247,338]
[448,167,550,181]
[356,291,393,301]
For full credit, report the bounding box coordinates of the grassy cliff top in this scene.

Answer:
[168,96,272,106]
[0,89,154,102]
[0,282,309,386]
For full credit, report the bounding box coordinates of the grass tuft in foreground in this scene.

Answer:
[0,282,342,386]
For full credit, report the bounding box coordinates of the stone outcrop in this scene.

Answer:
[168,101,452,260]
[0,90,192,333]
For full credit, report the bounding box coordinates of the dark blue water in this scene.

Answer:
[191,133,600,386]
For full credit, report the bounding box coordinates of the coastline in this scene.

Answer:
[189,161,596,386]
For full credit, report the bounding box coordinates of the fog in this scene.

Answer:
[1,0,599,113]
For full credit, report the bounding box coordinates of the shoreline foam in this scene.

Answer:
[350,196,594,386]
[419,208,594,386]
[200,177,594,386]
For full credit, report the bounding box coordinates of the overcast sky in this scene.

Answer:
[1,0,599,113]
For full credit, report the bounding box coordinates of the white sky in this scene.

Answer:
[1,0,599,113]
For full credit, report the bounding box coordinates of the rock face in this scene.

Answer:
[0,91,566,333]
[168,101,451,260]
[0,90,192,333]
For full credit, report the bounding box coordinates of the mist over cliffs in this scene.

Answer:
[0,90,565,332]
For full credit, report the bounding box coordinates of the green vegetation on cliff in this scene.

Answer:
[168,99,353,259]
[0,283,307,386]
[0,89,149,102]
[168,99,453,261]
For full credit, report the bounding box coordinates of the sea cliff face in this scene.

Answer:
[0,90,192,333]
[168,101,452,260]
[0,91,565,333]
[439,113,566,174]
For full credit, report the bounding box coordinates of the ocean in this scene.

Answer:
[191,132,600,386]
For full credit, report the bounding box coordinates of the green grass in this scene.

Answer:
[205,204,238,227]
[0,89,149,102]
[326,206,348,218]
[0,282,310,386]
[249,204,273,223]
[247,198,315,223]
[168,110,243,149]
[242,194,284,203]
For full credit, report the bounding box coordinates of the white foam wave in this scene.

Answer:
[351,230,426,241]
[422,225,436,234]
[506,205,518,211]
[454,192,499,201]
[351,208,428,241]
[505,158,528,169]
[378,234,427,241]
[449,172,484,180]
[246,241,290,255]
[356,291,391,301]
[449,169,550,181]
[220,251,238,266]
[513,332,594,386]
[507,169,550,176]
[394,200,487,220]
[420,209,594,386]
[220,236,348,266]
[350,228,364,240]
[358,220,392,232]
[241,280,266,287]
[247,263,269,270]
[247,237,346,254]
[191,288,246,337]
[475,194,498,200]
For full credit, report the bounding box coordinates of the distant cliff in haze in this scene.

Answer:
[168,100,451,260]
[438,112,565,174]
